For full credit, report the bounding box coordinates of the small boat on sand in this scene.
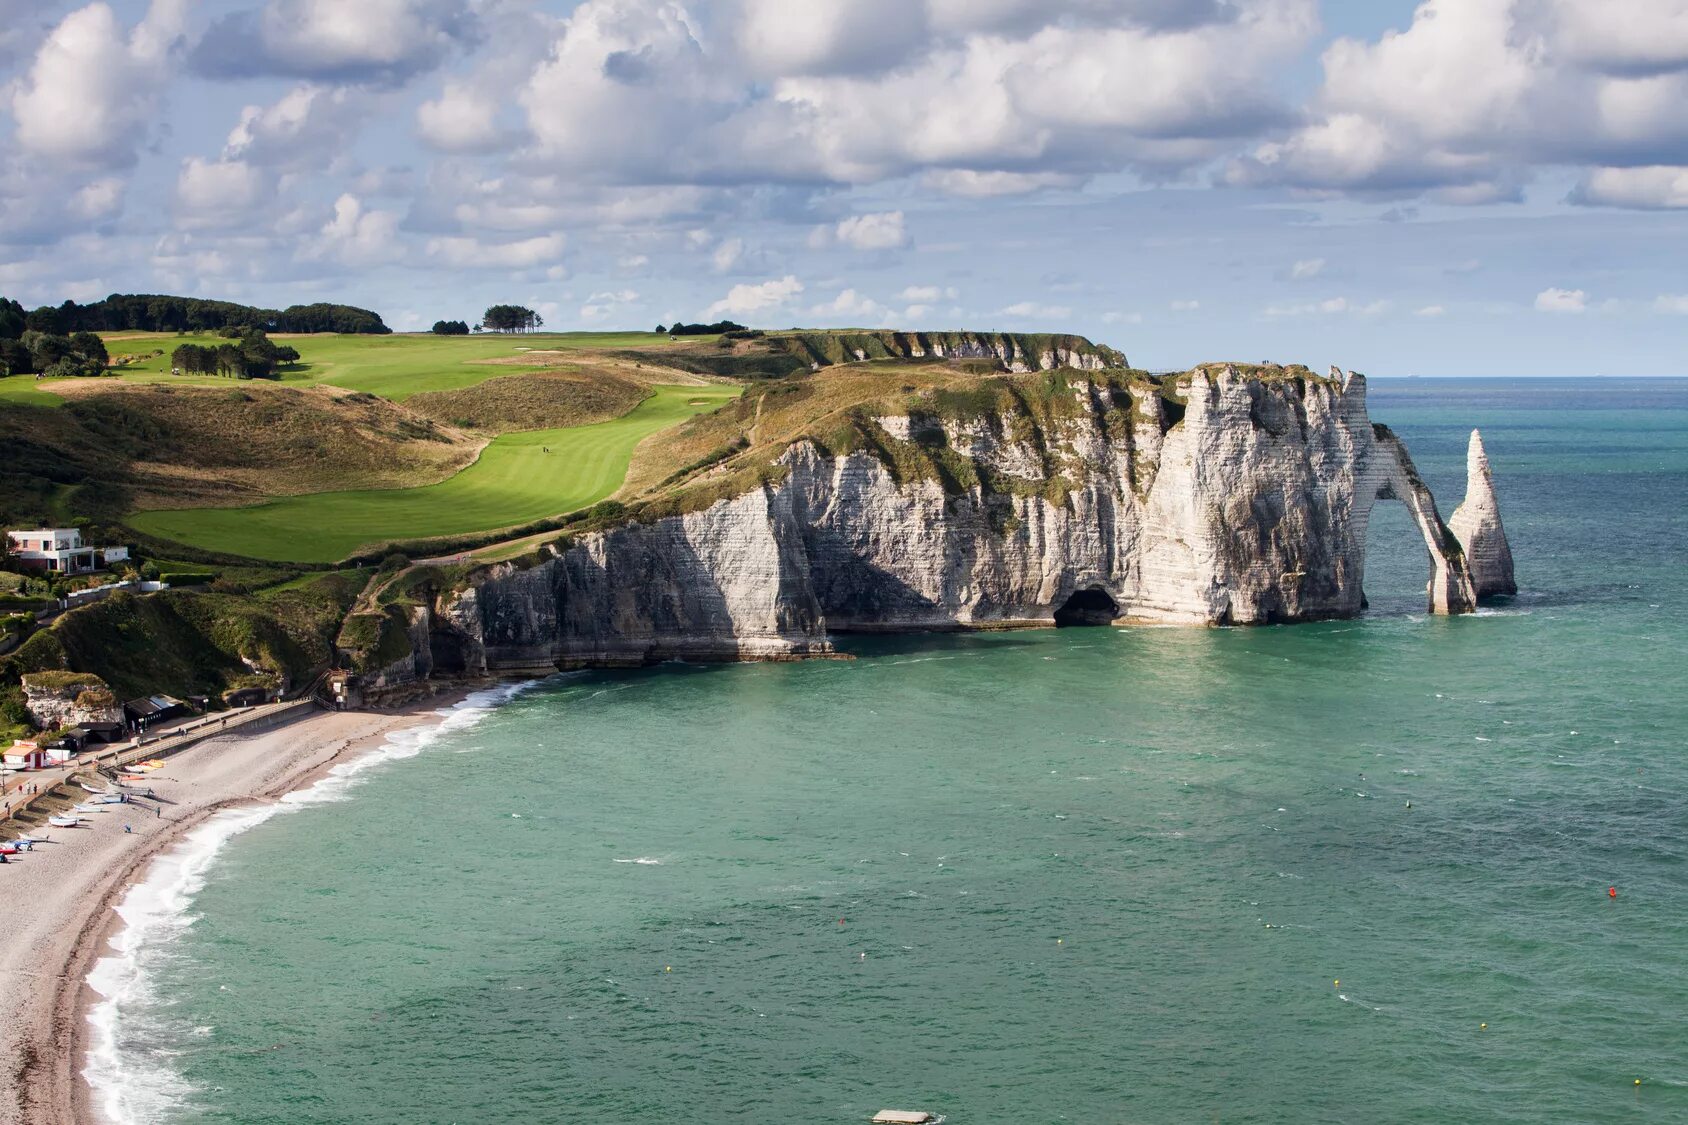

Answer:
[49,815,82,827]
[71,803,106,814]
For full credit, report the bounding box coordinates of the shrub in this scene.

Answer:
[158,571,217,586]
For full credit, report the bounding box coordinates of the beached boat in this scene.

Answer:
[71,803,105,814]
[93,794,127,804]
[48,815,81,827]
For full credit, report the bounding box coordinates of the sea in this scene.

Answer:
[83,378,1688,1124]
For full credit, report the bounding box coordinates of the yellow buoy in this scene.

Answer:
[1635,1079,1641,1086]
[1333,980,1339,988]
[1057,938,1063,945]
[664,966,672,973]
[1480,1024,1487,1030]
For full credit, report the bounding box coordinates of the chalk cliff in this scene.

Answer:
[1447,430,1517,598]
[366,365,1514,682]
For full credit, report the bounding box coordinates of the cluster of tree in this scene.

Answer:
[431,319,471,335]
[658,320,748,336]
[0,293,390,336]
[170,329,299,380]
[0,301,112,376]
[480,305,544,333]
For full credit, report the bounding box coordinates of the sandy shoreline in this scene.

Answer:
[0,691,473,1125]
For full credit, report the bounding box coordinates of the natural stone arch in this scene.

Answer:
[1361,427,1478,616]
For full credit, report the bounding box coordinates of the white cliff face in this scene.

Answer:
[1448,430,1518,598]
[416,367,1511,675]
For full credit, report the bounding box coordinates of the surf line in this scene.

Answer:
[81,680,540,1125]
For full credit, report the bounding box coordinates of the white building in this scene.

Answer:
[5,529,129,574]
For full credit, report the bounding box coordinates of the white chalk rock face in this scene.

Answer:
[1448,429,1518,598]
[414,367,1511,674]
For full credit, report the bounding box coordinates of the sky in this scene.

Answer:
[1,0,1686,375]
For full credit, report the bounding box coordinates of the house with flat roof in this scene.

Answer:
[5,528,129,574]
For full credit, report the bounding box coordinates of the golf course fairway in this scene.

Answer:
[130,384,741,563]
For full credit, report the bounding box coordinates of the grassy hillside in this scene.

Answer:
[2,572,363,700]
[82,331,705,399]
[129,384,741,562]
[0,382,480,529]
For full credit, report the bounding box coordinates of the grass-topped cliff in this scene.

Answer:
[1,324,1154,709]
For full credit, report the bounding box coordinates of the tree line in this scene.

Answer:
[1,297,110,376]
[658,320,748,335]
[479,305,544,333]
[0,293,390,337]
[170,327,299,380]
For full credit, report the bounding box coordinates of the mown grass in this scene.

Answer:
[129,384,741,562]
[0,375,65,407]
[84,331,693,400]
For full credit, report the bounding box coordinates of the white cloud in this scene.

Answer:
[223,84,365,170]
[9,0,188,169]
[1169,299,1200,311]
[175,157,267,229]
[514,0,1313,188]
[732,0,925,78]
[194,0,478,84]
[1415,304,1448,317]
[70,177,124,221]
[1102,310,1144,324]
[1290,257,1325,280]
[1534,286,1588,313]
[899,284,957,302]
[426,231,566,269]
[312,194,404,267]
[834,211,908,251]
[417,81,507,153]
[712,237,745,272]
[1571,165,1688,209]
[999,300,1072,320]
[1651,293,1688,314]
[810,288,889,321]
[580,288,640,322]
[1263,296,1387,317]
[921,169,1084,196]
[1230,0,1688,204]
[706,275,804,318]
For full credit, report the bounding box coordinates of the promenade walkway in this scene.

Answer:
[1,699,317,824]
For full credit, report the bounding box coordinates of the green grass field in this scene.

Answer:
[89,331,699,400]
[0,374,65,406]
[128,384,741,562]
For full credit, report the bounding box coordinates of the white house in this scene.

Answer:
[5,529,129,574]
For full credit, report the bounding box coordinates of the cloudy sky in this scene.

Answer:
[1,0,1686,374]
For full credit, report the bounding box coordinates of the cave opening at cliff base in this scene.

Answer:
[1054,586,1120,627]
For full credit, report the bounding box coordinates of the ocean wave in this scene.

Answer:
[82,679,538,1125]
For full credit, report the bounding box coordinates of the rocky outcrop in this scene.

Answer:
[778,331,1125,373]
[387,365,1514,681]
[20,672,122,730]
[1448,430,1517,598]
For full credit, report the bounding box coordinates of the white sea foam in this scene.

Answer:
[82,680,538,1125]
[612,856,664,865]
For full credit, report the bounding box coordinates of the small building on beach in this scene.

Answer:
[123,694,188,728]
[4,741,50,770]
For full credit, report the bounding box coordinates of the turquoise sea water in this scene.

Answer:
[98,379,1688,1124]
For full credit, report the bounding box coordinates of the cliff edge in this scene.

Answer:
[344,363,1517,688]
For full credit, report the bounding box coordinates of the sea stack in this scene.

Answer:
[1448,429,1517,598]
